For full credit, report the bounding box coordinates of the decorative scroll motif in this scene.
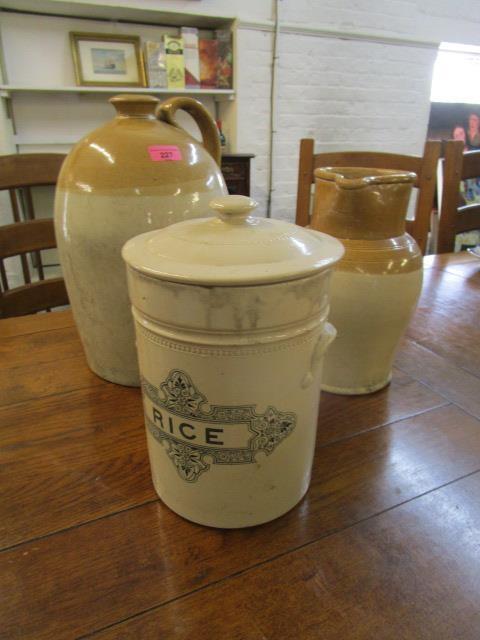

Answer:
[161,369,206,417]
[250,407,296,454]
[165,440,210,482]
[142,370,296,482]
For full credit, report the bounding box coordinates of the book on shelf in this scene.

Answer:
[181,27,200,89]
[216,30,233,89]
[199,38,218,88]
[144,41,167,88]
[164,35,185,89]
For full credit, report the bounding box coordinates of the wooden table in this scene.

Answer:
[1,252,480,639]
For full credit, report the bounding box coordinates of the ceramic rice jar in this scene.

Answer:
[54,94,227,386]
[311,167,423,395]
[122,195,344,528]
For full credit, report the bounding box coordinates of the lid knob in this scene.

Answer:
[210,195,258,224]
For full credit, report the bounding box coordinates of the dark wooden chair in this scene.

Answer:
[295,139,441,254]
[437,140,480,254]
[0,219,69,317]
[0,153,69,317]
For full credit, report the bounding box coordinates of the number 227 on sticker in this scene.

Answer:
[148,145,182,162]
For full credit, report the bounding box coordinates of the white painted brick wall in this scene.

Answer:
[281,0,480,44]
[281,0,418,36]
[235,28,274,213]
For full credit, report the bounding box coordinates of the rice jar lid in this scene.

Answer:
[122,195,344,286]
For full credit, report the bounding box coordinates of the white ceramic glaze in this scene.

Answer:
[123,195,344,528]
[55,189,224,386]
[321,270,422,394]
[123,195,344,286]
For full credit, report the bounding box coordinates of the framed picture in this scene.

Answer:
[70,32,146,87]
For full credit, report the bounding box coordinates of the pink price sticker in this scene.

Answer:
[148,145,182,162]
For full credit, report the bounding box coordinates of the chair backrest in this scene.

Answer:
[437,140,480,254]
[0,219,69,317]
[0,153,68,317]
[0,153,66,191]
[295,139,441,254]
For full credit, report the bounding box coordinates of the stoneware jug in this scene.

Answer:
[54,94,227,386]
[311,167,423,395]
[122,195,344,528]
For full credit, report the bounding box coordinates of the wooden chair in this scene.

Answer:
[437,140,480,254]
[295,139,441,254]
[0,153,68,317]
[0,219,69,317]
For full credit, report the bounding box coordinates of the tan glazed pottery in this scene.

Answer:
[122,195,344,528]
[54,94,227,386]
[312,167,423,395]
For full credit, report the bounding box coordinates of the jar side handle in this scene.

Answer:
[157,96,221,166]
[301,322,336,389]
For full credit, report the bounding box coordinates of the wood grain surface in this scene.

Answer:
[91,472,480,640]
[0,307,73,338]
[1,253,480,639]
[406,265,480,377]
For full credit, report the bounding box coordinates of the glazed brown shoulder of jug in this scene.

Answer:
[54,94,227,386]
[311,167,423,395]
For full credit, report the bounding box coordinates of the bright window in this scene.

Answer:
[431,42,480,103]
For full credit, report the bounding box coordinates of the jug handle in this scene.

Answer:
[156,97,222,166]
[301,322,336,389]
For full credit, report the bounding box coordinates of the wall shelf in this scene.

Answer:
[0,85,235,100]
[0,2,233,29]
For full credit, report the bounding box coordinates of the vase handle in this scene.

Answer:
[156,96,221,166]
[301,322,337,389]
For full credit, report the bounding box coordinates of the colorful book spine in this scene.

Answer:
[164,35,185,89]
[181,27,200,89]
[144,41,167,88]
[216,29,233,89]
[199,38,218,88]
